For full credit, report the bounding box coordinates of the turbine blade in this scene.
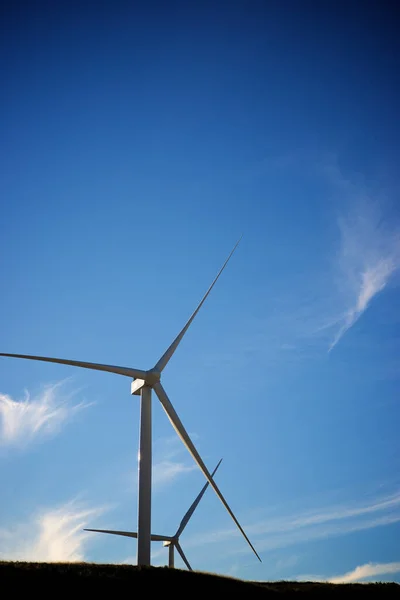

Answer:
[84,529,138,539]
[154,382,261,563]
[176,542,192,571]
[0,353,147,379]
[175,458,223,538]
[155,238,241,373]
[84,529,172,543]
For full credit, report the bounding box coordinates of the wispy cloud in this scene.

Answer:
[234,167,400,361]
[328,561,400,583]
[197,161,400,373]
[152,435,197,489]
[153,459,197,487]
[0,380,92,448]
[298,560,400,583]
[325,169,400,350]
[185,490,400,556]
[0,500,106,562]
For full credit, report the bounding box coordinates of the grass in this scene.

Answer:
[1,561,399,597]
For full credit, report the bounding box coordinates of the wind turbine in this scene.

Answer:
[84,459,223,570]
[0,239,261,566]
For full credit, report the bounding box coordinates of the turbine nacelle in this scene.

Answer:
[131,368,161,395]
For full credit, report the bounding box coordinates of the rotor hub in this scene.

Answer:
[144,368,161,386]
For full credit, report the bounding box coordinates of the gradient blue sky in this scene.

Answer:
[1,0,399,583]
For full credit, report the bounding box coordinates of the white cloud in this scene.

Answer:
[0,500,106,562]
[242,168,400,358]
[0,380,92,448]
[153,459,197,487]
[185,490,400,556]
[152,435,197,489]
[205,165,400,365]
[327,174,400,350]
[328,561,400,583]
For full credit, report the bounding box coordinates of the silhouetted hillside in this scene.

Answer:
[1,561,399,597]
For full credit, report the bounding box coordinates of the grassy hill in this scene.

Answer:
[1,561,399,597]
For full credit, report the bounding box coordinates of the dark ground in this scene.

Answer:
[1,561,399,598]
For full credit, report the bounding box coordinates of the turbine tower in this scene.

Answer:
[0,239,261,566]
[85,459,223,570]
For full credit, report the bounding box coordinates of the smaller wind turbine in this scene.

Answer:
[85,459,222,570]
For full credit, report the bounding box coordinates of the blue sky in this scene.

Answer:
[1,0,399,583]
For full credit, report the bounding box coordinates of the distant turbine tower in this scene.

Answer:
[85,459,223,570]
[0,238,261,566]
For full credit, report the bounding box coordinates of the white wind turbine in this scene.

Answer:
[0,239,261,566]
[84,459,223,570]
